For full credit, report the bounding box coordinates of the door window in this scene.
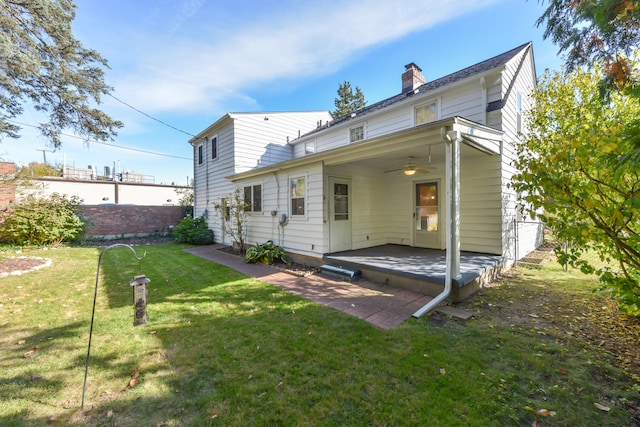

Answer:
[416,182,438,232]
[333,183,349,220]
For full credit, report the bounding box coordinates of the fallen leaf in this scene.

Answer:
[439,368,446,375]
[17,339,26,345]
[211,412,219,419]
[531,421,542,427]
[128,372,140,388]
[593,402,610,412]
[557,367,569,375]
[535,409,556,417]
[23,346,39,358]
[107,410,113,417]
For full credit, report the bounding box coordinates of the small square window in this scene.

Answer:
[350,125,364,143]
[305,141,316,155]
[415,102,437,125]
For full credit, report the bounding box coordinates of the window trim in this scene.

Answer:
[243,184,262,213]
[290,176,306,218]
[349,123,365,143]
[304,140,316,155]
[414,99,439,126]
[197,144,204,165]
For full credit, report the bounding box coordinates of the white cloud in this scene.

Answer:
[113,0,501,113]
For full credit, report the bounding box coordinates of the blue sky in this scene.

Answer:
[1,0,563,185]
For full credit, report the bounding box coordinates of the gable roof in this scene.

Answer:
[299,42,532,140]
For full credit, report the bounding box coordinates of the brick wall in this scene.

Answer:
[80,205,185,239]
[0,162,16,208]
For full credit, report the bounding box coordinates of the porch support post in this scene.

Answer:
[413,127,462,318]
[446,129,461,282]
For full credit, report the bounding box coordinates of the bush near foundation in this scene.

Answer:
[173,216,213,245]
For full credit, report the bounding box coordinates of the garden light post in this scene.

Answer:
[82,244,148,409]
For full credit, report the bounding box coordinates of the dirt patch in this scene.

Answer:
[216,245,319,277]
[0,256,51,276]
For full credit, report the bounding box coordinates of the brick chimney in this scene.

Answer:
[402,62,424,93]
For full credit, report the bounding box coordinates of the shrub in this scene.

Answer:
[173,216,213,245]
[245,240,291,265]
[0,193,85,246]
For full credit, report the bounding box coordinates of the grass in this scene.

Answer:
[0,243,638,426]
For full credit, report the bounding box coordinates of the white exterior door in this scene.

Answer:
[414,181,441,248]
[329,177,352,252]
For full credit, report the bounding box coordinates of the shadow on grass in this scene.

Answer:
[2,244,638,426]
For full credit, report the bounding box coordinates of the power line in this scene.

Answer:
[8,120,192,160]
[107,93,198,138]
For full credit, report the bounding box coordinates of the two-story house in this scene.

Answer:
[189,42,543,303]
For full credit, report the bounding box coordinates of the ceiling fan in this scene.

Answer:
[384,155,436,176]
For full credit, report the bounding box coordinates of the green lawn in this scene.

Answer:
[0,243,638,426]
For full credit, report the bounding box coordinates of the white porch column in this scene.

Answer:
[445,129,461,283]
[412,128,462,318]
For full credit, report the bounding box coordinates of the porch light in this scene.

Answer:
[403,167,417,176]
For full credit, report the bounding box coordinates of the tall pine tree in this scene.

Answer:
[0,0,122,147]
[333,81,367,117]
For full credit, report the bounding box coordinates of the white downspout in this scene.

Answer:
[413,126,462,318]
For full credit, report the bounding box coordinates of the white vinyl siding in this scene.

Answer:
[232,112,331,172]
[499,47,539,263]
[459,147,503,254]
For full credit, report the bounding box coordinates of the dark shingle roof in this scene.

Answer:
[304,42,532,137]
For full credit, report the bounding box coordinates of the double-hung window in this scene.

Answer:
[243,185,262,212]
[197,144,203,165]
[290,177,305,216]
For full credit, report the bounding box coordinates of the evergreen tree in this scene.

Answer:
[537,0,639,96]
[0,0,122,147]
[333,81,367,117]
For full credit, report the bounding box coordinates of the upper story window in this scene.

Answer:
[197,144,204,165]
[290,177,305,216]
[210,135,218,160]
[304,141,316,155]
[350,124,364,143]
[243,184,262,212]
[415,101,437,125]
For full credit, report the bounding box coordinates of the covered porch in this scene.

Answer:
[323,244,504,302]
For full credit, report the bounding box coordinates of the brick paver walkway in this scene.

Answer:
[185,245,432,329]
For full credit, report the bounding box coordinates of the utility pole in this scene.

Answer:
[35,149,53,164]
